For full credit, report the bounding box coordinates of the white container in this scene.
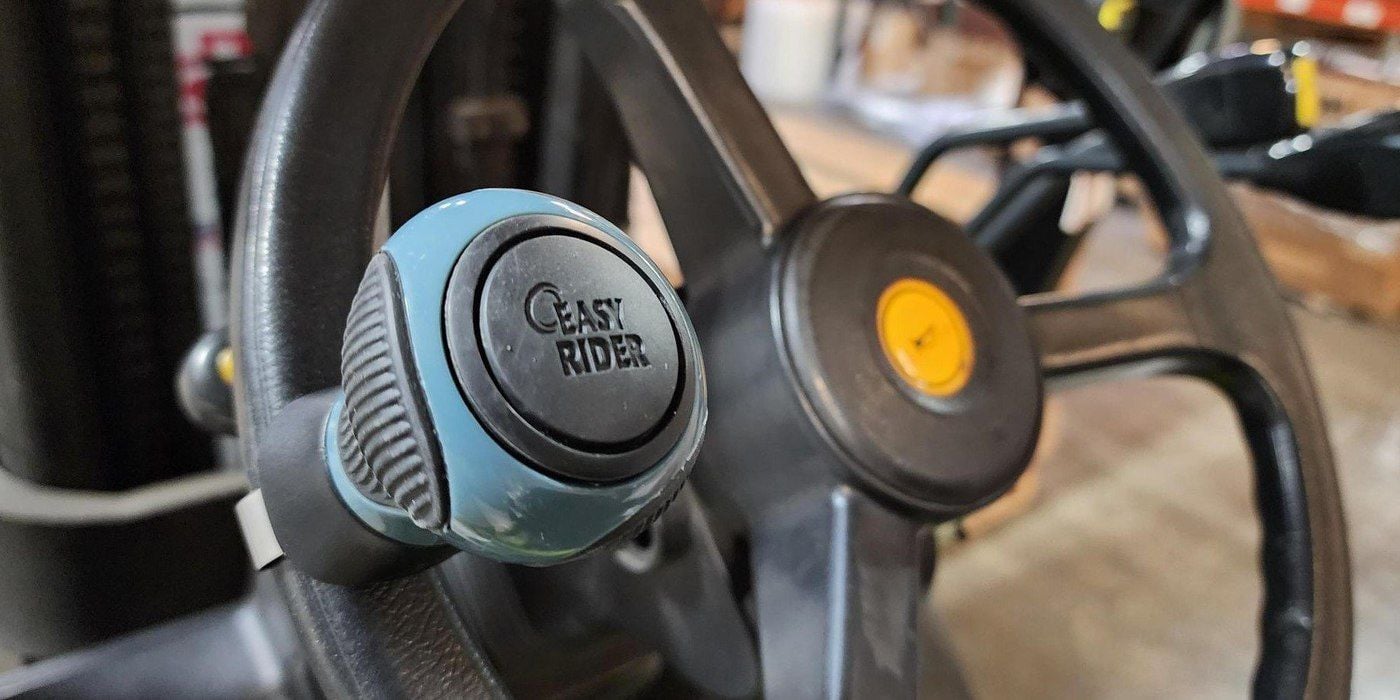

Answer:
[741,0,842,105]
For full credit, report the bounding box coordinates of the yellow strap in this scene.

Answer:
[1292,55,1322,129]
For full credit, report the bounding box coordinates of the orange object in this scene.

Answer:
[1238,0,1400,32]
[876,278,976,398]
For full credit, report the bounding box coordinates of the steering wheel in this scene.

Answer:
[231,0,1350,696]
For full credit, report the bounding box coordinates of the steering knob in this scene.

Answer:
[251,190,704,584]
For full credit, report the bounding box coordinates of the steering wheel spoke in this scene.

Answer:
[750,487,932,698]
[559,0,815,297]
[1024,282,1204,386]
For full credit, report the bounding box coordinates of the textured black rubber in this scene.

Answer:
[338,254,448,530]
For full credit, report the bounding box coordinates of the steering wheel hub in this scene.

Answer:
[778,195,1043,516]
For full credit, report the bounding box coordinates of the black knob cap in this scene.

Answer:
[476,234,683,454]
[444,216,698,484]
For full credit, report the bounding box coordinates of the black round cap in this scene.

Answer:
[779,195,1043,517]
[477,235,681,447]
[444,215,698,484]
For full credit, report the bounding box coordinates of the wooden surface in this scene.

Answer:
[1231,182,1400,319]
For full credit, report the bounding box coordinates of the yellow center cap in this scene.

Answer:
[876,278,975,397]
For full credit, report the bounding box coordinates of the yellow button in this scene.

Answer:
[876,278,975,398]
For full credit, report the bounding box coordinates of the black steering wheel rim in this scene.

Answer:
[231,0,1350,696]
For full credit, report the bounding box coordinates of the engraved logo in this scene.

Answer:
[524,282,651,378]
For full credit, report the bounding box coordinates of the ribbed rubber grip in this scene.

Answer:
[339,254,447,530]
[335,407,390,504]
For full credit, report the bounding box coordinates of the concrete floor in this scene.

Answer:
[928,208,1400,698]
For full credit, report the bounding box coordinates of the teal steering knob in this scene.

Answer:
[333,189,705,563]
[252,190,704,583]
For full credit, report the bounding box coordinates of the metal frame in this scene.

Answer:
[0,469,245,527]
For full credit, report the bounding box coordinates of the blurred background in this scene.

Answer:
[0,0,1395,697]
[717,0,1399,696]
